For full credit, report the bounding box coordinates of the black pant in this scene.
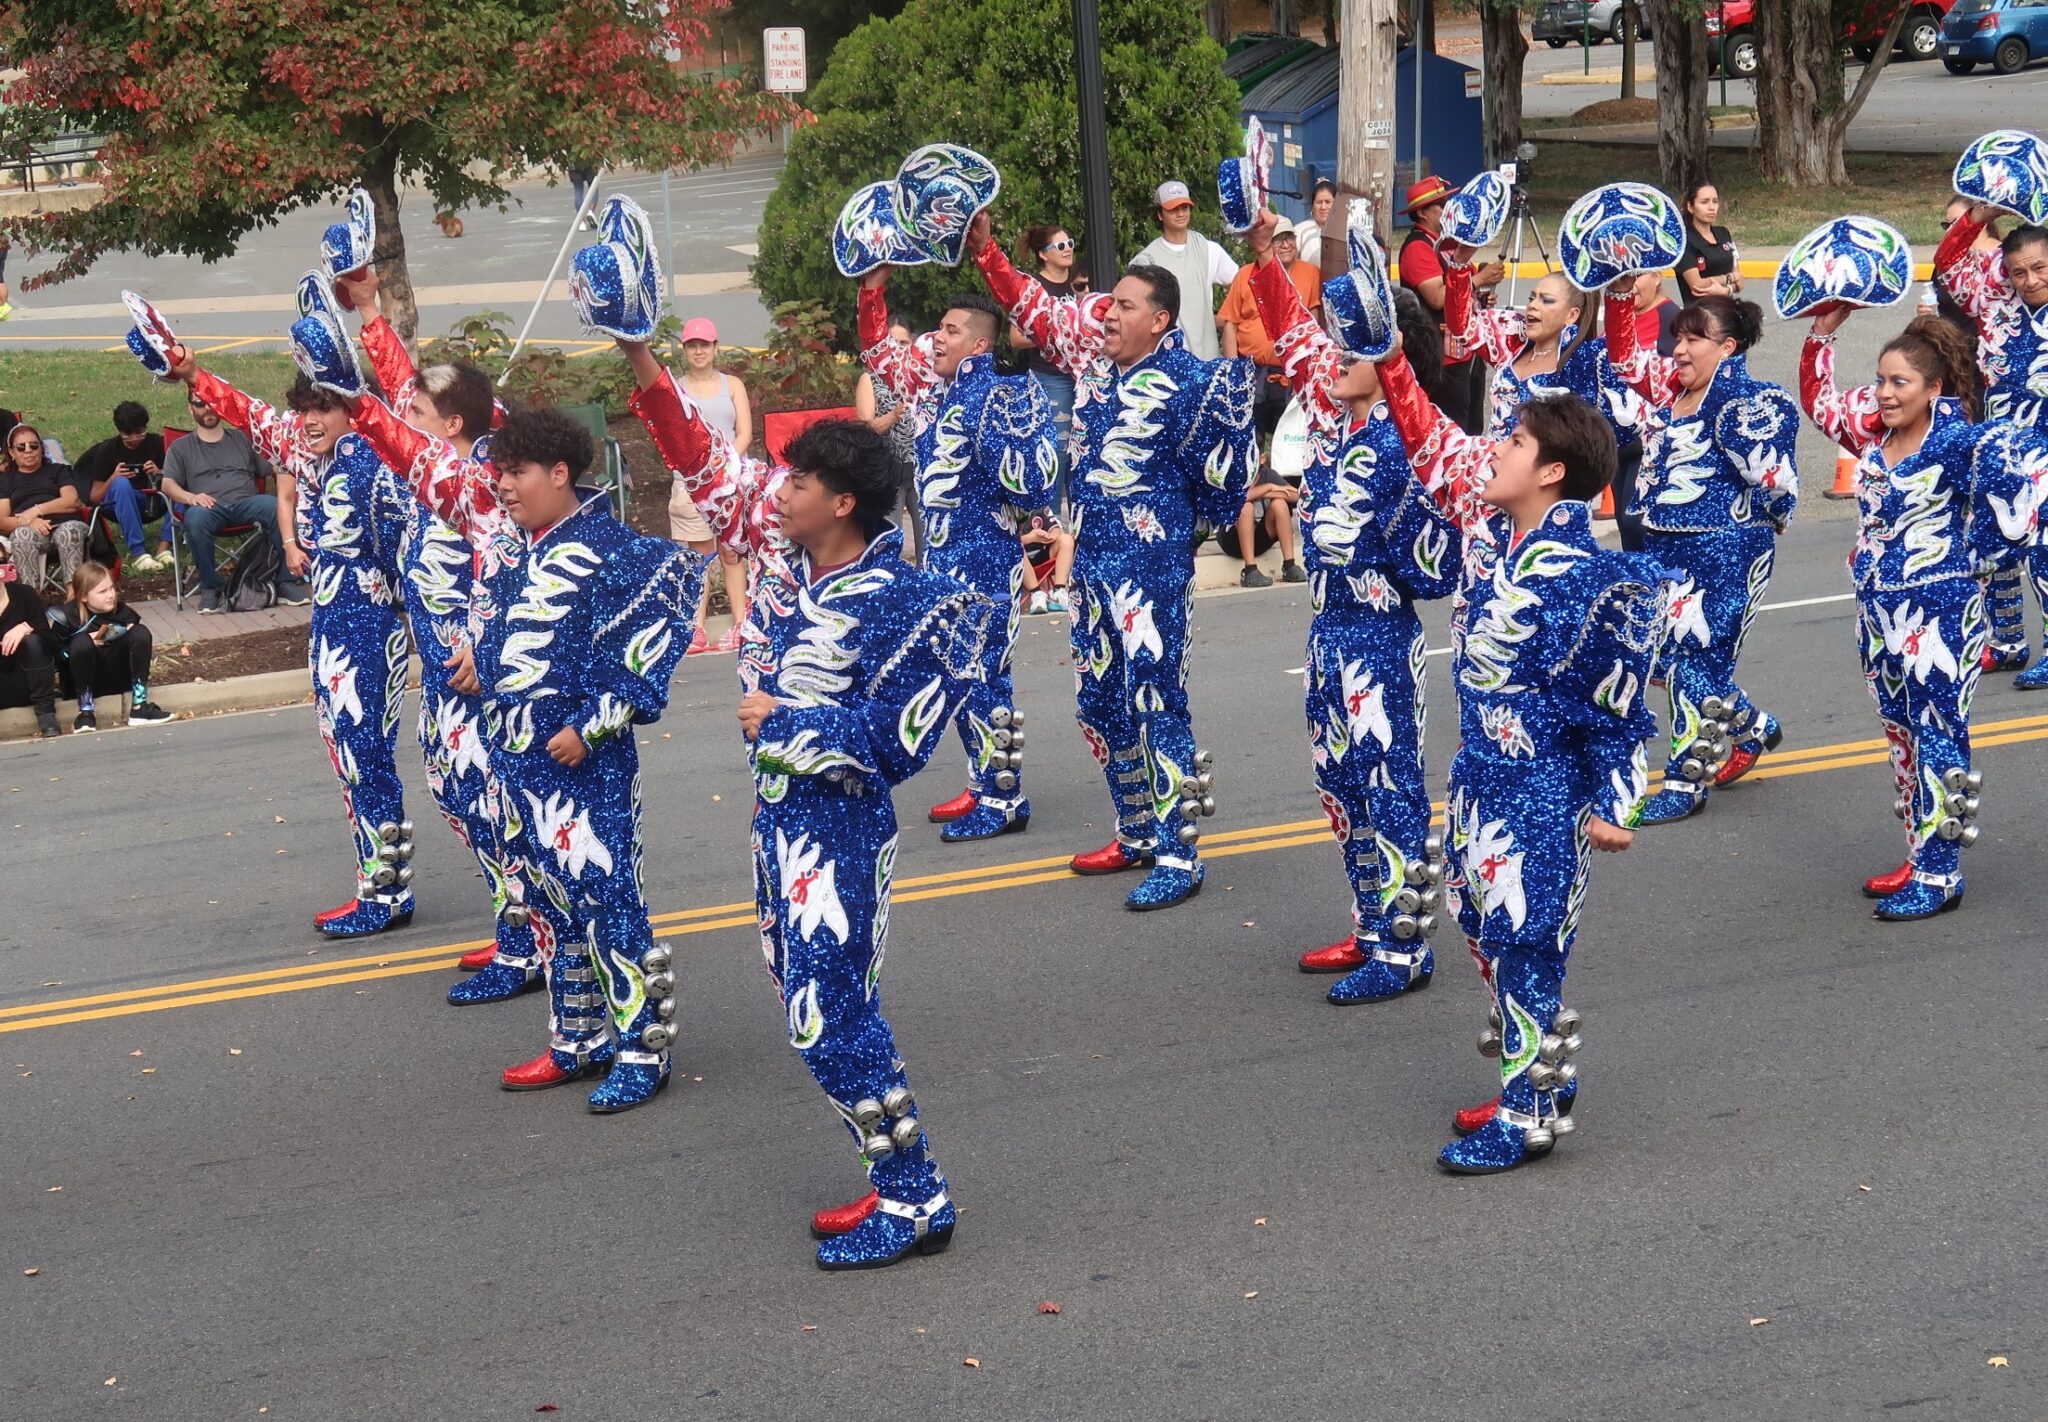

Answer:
[1611,445,1646,553]
[65,624,152,699]
[0,631,55,715]
[1437,359,1487,435]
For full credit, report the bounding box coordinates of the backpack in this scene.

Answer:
[226,532,281,611]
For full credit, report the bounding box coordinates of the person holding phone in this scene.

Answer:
[74,402,170,571]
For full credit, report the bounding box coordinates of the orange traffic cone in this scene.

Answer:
[1824,445,1857,500]
[1595,484,1616,518]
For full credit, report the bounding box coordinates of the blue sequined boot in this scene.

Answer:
[1125,857,1204,911]
[316,890,415,938]
[1327,941,1433,1004]
[446,957,543,1005]
[1873,870,1964,921]
[588,946,679,1113]
[940,795,1030,842]
[1635,784,1707,825]
[2014,662,2048,690]
[1440,979,1581,1175]
[588,1054,670,1113]
[816,1189,956,1270]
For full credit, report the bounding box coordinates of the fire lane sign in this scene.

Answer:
[764,27,807,93]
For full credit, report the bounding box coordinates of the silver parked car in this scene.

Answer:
[1533,0,1645,45]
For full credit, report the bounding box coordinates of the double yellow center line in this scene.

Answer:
[9,712,2048,1038]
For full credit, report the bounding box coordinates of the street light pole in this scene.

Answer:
[1072,0,1117,287]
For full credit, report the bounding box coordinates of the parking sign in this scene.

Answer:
[764,27,807,93]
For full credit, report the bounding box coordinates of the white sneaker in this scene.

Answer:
[1026,591,1049,615]
[1046,588,1071,614]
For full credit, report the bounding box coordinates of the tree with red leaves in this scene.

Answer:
[0,0,793,342]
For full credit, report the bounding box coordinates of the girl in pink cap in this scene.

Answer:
[676,317,754,653]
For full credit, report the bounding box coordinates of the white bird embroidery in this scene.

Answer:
[775,829,850,945]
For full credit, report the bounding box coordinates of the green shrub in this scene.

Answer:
[755,0,1242,346]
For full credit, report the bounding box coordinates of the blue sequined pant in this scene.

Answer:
[1445,753,1592,1132]
[754,788,943,1205]
[1645,525,1776,779]
[1984,549,2048,655]
[1857,580,1986,882]
[1305,608,1432,944]
[417,669,538,968]
[932,553,1027,803]
[1069,550,1206,863]
[309,589,410,898]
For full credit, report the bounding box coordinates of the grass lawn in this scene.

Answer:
[1518,140,1956,246]
[0,348,299,462]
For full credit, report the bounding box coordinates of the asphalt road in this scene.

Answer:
[1519,29,2048,152]
[6,314,2048,1418]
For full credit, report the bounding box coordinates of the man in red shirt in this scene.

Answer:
[1397,176,1501,434]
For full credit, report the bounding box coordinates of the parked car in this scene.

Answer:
[1941,0,2048,73]
[1845,0,1956,61]
[1534,0,1642,46]
[1702,0,1760,77]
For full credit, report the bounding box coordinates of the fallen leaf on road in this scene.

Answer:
[1748,1317,1769,1327]
[23,1267,38,1276]
[801,1324,816,1332]
[963,1358,981,1368]
[140,1068,156,1075]
[1857,1185,1872,1192]
[104,1378,115,1386]
[1245,1291,1259,1299]
[274,816,287,824]
[228,1049,243,1056]
[45,1186,61,1193]
[535,1407,559,1414]
[1037,1302,1061,1315]
[1242,921,1255,928]
[1988,1356,2009,1368]
[129,1050,142,1057]
[1254,1217,1268,1226]
[275,849,289,856]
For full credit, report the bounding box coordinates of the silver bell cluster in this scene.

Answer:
[637,945,679,1052]
[1391,829,1447,941]
[991,706,1025,793]
[370,819,416,893]
[852,1085,921,1161]
[1935,766,1985,847]
[1174,748,1218,846]
[1524,1007,1583,1150]
[1674,696,1739,785]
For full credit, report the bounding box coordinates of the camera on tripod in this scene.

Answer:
[1500,141,1538,217]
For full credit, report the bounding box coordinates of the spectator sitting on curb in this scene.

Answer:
[160,387,308,613]
[73,401,170,572]
[1020,507,1074,614]
[0,574,58,736]
[45,560,170,731]
[1234,472,1304,589]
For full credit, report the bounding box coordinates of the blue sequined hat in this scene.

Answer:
[1773,216,1913,320]
[568,195,664,340]
[1322,200,1398,362]
[1954,129,2048,226]
[288,270,365,398]
[121,290,177,377]
[1557,182,1687,292]
[892,143,1001,268]
[833,179,929,279]
[1442,169,1512,249]
[320,187,376,280]
[1218,117,1273,234]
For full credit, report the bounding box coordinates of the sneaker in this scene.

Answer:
[1046,587,1071,614]
[35,710,59,738]
[125,551,162,574]
[1280,560,1306,584]
[1026,590,1050,615]
[685,626,711,656]
[197,587,224,614]
[276,580,312,606]
[72,711,96,733]
[1240,565,1273,589]
[129,701,173,725]
[714,627,742,653]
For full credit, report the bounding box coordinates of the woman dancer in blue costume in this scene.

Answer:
[1602,291,1801,822]
[1373,335,1666,1174]
[622,332,994,1270]
[1237,210,1464,1004]
[1798,307,2042,919]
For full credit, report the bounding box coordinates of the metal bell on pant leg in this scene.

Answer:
[942,707,1029,841]
[1126,739,1211,911]
[1440,952,1578,1174]
[816,1083,955,1270]
[1327,830,1444,1005]
[587,932,676,1114]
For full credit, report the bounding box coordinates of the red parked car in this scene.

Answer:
[1705,0,1955,77]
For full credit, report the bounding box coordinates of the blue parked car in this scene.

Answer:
[1943,0,2048,74]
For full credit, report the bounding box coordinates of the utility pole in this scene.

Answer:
[1332,0,1402,268]
[1072,0,1117,287]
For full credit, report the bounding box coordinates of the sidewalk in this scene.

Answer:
[133,596,310,645]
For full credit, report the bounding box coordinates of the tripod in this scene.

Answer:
[1501,182,1555,306]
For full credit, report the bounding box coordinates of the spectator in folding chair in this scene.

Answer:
[161,388,309,612]
[73,401,171,572]
[0,423,89,593]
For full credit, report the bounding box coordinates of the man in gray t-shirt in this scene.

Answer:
[161,387,306,610]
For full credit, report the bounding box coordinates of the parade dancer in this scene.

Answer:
[1603,292,1801,821]
[967,212,1258,910]
[856,269,1058,841]
[1374,341,1665,1172]
[1239,210,1463,1002]
[1931,206,2048,679]
[308,294,704,1108]
[1798,308,2041,918]
[620,329,992,1268]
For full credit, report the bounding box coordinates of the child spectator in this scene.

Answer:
[0,574,58,736]
[1020,508,1074,614]
[45,561,171,730]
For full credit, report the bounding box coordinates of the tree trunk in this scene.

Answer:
[1480,1,1528,171]
[1336,0,1402,251]
[362,150,418,351]
[1755,0,1907,187]
[1645,0,1710,196]
[1620,1,1638,99]
[1326,0,1339,47]
[1206,0,1231,42]
[1413,0,1436,53]
[1271,0,1299,34]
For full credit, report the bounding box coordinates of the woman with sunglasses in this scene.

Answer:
[0,423,89,591]
[1013,223,1079,516]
